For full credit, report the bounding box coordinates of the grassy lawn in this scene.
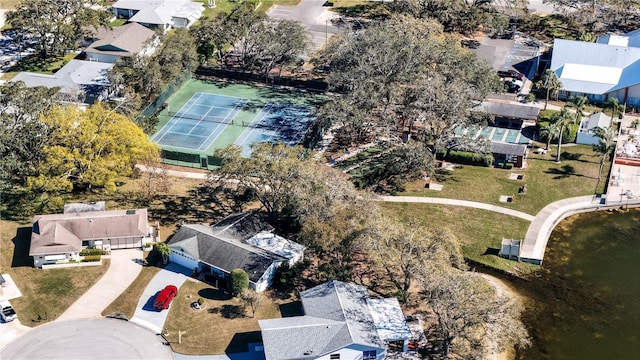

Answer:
[101,264,161,319]
[399,144,608,215]
[380,203,538,274]
[164,280,283,355]
[109,18,127,27]
[0,220,109,326]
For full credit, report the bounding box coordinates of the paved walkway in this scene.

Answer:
[130,263,190,334]
[378,196,536,221]
[57,249,144,321]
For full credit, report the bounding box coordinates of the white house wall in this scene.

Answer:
[169,249,199,271]
[33,252,80,268]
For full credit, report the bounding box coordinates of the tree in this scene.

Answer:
[539,120,561,150]
[567,96,588,124]
[536,69,563,110]
[256,20,310,82]
[419,271,531,359]
[138,149,172,204]
[551,107,575,162]
[155,29,199,80]
[0,82,58,189]
[604,97,625,123]
[366,217,465,302]
[7,0,110,59]
[190,13,232,64]
[214,143,314,222]
[153,242,171,265]
[26,103,157,194]
[230,268,249,297]
[240,289,263,317]
[592,125,617,189]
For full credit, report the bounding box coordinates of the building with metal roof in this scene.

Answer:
[259,281,411,360]
[550,31,640,106]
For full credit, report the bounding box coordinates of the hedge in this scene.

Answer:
[441,150,492,167]
[82,255,102,262]
[80,248,107,256]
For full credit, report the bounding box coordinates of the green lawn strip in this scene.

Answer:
[380,203,538,274]
[9,52,77,74]
[0,220,110,326]
[165,280,282,355]
[400,144,607,215]
[101,265,161,319]
[109,18,127,27]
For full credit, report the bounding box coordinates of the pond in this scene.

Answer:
[515,209,640,360]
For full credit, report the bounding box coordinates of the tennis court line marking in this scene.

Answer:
[152,92,204,143]
[196,98,249,151]
[235,102,275,148]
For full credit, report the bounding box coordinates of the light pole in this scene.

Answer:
[325,19,328,46]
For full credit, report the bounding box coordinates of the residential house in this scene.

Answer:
[84,23,158,64]
[491,142,528,168]
[167,212,305,293]
[12,60,113,104]
[259,280,411,360]
[30,208,154,268]
[111,0,204,33]
[550,30,640,105]
[576,112,612,145]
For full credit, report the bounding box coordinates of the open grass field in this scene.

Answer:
[0,220,109,326]
[380,203,538,274]
[399,144,609,215]
[164,280,283,355]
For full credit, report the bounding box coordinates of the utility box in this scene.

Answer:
[499,238,521,261]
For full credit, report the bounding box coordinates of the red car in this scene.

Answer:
[154,285,178,310]
[497,69,524,80]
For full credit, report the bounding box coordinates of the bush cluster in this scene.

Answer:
[81,255,102,262]
[443,150,492,167]
[80,248,107,256]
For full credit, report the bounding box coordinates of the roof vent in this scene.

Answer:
[126,209,136,215]
[303,350,313,355]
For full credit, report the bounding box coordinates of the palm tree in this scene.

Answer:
[540,120,561,150]
[536,69,563,110]
[154,243,171,265]
[604,98,625,123]
[593,126,617,191]
[567,96,588,124]
[552,107,574,162]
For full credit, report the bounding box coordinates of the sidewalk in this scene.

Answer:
[378,196,535,221]
[56,249,144,321]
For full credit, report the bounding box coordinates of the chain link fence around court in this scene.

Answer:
[135,70,192,124]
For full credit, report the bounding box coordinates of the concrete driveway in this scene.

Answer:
[0,318,173,360]
[267,0,340,50]
[57,248,144,321]
[130,263,190,334]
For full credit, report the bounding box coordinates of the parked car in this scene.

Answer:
[1,301,17,322]
[153,285,178,310]
[497,69,524,80]
[504,78,524,93]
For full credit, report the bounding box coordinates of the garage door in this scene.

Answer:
[169,250,198,270]
[109,237,142,249]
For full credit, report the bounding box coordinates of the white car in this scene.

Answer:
[1,301,17,322]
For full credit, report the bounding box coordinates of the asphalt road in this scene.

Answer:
[267,0,340,50]
[0,318,173,360]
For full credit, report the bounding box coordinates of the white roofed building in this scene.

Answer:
[550,30,640,106]
[111,0,204,33]
[576,112,612,145]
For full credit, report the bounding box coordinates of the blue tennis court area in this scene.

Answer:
[151,93,248,151]
[235,103,314,157]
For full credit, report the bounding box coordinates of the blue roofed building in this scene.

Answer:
[259,280,411,360]
[550,30,640,106]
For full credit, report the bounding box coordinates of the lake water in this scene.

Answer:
[516,209,640,360]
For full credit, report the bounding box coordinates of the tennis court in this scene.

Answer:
[235,103,314,157]
[151,93,248,151]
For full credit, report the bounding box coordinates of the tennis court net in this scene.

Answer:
[167,110,234,125]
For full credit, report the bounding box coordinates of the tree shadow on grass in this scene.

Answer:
[546,164,582,179]
[12,227,33,267]
[225,331,262,354]
[198,287,232,301]
[215,304,244,319]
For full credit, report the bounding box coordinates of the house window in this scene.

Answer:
[329,354,340,360]
[363,350,376,360]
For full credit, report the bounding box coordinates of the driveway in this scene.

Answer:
[130,263,190,334]
[267,0,340,50]
[0,318,173,360]
[57,248,144,321]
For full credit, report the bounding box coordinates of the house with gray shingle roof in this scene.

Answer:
[85,23,159,64]
[259,281,411,360]
[167,212,305,292]
[111,0,204,33]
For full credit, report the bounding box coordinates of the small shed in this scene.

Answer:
[500,238,522,260]
[577,112,611,145]
[491,142,528,168]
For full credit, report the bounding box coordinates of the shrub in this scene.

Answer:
[563,124,579,143]
[230,268,249,297]
[505,163,514,170]
[442,150,492,167]
[80,248,107,256]
[197,297,204,306]
[82,255,102,262]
